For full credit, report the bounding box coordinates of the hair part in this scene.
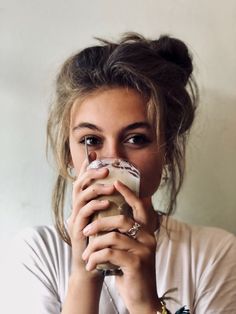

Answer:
[47,32,198,245]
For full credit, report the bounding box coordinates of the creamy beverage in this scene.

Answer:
[87,158,140,274]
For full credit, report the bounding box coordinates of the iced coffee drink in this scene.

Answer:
[87,158,140,275]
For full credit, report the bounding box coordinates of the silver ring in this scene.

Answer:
[126,222,141,239]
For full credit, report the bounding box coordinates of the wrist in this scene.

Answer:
[62,271,103,314]
[69,269,104,287]
[129,298,163,314]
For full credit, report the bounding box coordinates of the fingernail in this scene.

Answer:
[89,152,97,161]
[100,199,109,204]
[115,180,125,188]
[83,224,92,235]
[85,263,91,271]
[82,250,87,260]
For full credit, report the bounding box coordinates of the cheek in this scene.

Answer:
[138,157,163,198]
[69,139,84,175]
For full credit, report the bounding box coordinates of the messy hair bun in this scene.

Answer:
[151,35,193,86]
[47,32,198,245]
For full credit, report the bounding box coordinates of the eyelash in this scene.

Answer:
[79,136,102,147]
[79,134,151,148]
[125,134,151,146]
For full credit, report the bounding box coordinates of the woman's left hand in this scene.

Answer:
[82,180,159,314]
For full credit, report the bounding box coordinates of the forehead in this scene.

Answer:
[70,87,151,127]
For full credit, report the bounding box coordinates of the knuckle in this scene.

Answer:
[91,219,99,231]
[110,231,120,242]
[104,247,113,258]
[88,253,96,265]
[81,181,89,191]
[89,237,97,249]
[90,199,98,207]
[73,179,83,192]
[119,214,127,225]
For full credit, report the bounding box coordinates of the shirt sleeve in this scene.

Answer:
[193,231,236,313]
[1,227,62,314]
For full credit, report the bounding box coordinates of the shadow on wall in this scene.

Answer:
[155,89,236,234]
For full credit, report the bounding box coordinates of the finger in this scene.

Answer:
[85,248,136,272]
[113,180,147,224]
[73,167,109,194]
[72,198,110,223]
[82,168,109,191]
[77,155,91,177]
[83,214,130,235]
[74,183,115,209]
[82,215,155,248]
[77,151,97,176]
[82,215,141,238]
[88,151,97,163]
[71,181,114,220]
[68,199,110,239]
[82,230,143,260]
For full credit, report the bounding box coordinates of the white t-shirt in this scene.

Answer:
[2,216,236,313]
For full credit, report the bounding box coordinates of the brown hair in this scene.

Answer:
[47,32,198,245]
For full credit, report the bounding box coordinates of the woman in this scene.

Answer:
[4,33,236,313]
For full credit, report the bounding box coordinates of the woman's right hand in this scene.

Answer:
[67,157,115,277]
[62,157,113,313]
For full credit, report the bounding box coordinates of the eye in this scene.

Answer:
[79,135,102,147]
[125,134,151,146]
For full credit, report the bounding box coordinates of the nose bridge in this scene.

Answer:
[100,138,123,159]
[103,139,120,159]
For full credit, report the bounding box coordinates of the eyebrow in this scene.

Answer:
[73,122,102,132]
[72,121,151,132]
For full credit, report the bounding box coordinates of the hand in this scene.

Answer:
[82,180,159,314]
[63,155,117,314]
[67,157,115,278]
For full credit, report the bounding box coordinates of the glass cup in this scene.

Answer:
[87,158,140,275]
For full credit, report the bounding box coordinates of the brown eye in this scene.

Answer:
[126,134,151,146]
[80,136,102,147]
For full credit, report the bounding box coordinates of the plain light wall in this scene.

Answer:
[1,0,236,250]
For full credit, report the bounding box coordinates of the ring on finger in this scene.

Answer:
[125,222,141,239]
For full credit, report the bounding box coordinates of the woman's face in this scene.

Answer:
[69,87,164,198]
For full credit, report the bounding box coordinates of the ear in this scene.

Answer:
[67,156,74,169]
